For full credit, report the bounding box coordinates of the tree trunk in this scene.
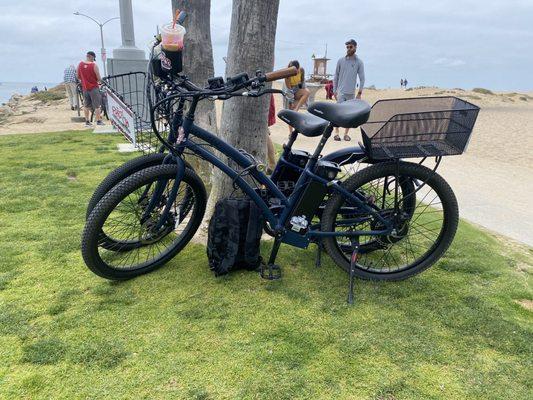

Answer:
[204,0,280,217]
[171,0,216,186]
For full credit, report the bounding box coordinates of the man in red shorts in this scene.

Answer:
[77,51,104,127]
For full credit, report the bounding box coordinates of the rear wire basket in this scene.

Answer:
[361,96,480,159]
[103,71,180,154]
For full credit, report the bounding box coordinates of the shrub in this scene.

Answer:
[472,88,494,95]
[30,91,66,103]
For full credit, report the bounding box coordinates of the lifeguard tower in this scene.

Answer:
[306,46,331,103]
[310,44,331,83]
[310,55,331,82]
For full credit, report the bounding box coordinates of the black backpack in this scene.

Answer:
[207,198,264,276]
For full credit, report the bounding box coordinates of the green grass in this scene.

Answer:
[0,131,532,399]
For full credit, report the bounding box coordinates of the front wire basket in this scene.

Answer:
[361,96,480,159]
[103,71,183,154]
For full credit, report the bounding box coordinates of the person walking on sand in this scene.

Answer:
[400,78,404,88]
[63,64,79,111]
[77,51,104,127]
[404,78,408,89]
[333,39,365,141]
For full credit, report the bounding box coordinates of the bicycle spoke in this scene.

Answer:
[97,176,198,271]
[332,171,446,274]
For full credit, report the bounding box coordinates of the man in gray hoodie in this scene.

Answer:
[333,39,365,141]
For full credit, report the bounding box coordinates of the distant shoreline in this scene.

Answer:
[0,82,59,104]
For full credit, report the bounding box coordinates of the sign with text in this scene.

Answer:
[105,88,135,146]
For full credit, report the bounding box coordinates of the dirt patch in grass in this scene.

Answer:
[66,170,77,181]
[515,299,533,311]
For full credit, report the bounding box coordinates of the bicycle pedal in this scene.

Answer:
[260,264,282,280]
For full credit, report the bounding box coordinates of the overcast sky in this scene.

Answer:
[0,0,532,90]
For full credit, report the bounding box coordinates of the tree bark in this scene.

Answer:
[204,0,280,217]
[171,0,216,186]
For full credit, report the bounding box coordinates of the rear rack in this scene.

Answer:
[361,96,480,159]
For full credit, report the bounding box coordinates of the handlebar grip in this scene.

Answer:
[264,66,298,82]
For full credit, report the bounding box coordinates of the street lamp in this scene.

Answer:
[74,11,119,76]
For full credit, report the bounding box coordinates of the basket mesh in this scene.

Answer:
[361,97,479,159]
[102,72,165,153]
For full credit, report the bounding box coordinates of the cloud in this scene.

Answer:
[0,0,531,90]
[434,58,466,67]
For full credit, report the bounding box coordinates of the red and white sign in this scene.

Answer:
[105,88,135,145]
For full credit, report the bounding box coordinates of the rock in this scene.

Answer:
[0,105,14,117]
[12,105,37,116]
[8,93,24,104]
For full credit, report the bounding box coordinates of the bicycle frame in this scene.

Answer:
[150,97,395,249]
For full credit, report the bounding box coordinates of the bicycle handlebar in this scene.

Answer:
[150,66,294,111]
[264,66,298,82]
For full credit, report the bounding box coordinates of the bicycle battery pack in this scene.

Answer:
[287,180,327,234]
[286,160,341,235]
[273,149,310,185]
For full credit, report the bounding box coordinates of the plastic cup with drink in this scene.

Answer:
[160,23,186,52]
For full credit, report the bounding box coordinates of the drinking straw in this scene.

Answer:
[172,8,180,29]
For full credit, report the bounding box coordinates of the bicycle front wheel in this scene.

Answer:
[81,164,206,280]
[321,161,459,281]
[86,154,195,252]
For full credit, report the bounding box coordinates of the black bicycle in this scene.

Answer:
[86,71,415,254]
[82,59,479,301]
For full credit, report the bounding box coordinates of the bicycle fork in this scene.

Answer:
[140,157,186,231]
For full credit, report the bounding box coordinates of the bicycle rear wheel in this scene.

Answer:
[81,164,206,280]
[321,161,458,280]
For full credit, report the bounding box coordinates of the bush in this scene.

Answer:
[30,91,66,103]
[472,88,494,95]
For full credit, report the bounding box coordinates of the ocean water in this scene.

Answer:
[0,82,59,104]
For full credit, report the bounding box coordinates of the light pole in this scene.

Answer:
[74,11,119,76]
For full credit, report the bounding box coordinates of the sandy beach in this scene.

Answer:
[267,86,533,246]
[1,85,532,246]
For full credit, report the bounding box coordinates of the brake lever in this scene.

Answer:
[282,88,294,100]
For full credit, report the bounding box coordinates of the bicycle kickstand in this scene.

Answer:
[347,238,360,305]
[315,239,323,268]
